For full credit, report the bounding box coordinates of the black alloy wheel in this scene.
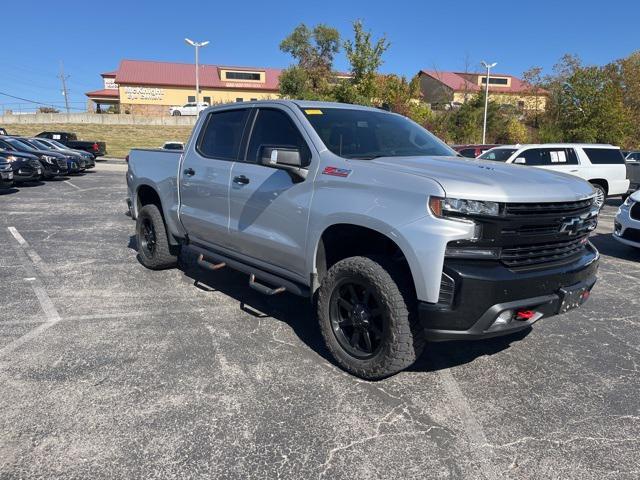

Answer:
[330,279,386,359]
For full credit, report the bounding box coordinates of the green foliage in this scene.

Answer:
[279,23,340,98]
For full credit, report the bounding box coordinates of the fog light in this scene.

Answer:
[493,310,513,327]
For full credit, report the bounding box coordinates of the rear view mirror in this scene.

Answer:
[514,157,526,165]
[259,146,307,180]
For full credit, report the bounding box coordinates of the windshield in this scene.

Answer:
[479,148,517,161]
[301,107,454,159]
[32,139,54,150]
[6,138,34,151]
[47,139,67,149]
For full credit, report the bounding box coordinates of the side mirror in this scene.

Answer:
[259,146,308,180]
[514,157,526,165]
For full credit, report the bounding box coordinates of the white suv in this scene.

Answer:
[169,102,209,116]
[479,144,629,208]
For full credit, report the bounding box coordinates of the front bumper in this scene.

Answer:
[613,204,640,248]
[419,243,599,341]
[13,166,42,182]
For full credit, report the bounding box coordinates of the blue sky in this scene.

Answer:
[2,0,638,112]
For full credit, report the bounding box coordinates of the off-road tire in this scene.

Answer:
[317,255,425,380]
[136,204,177,270]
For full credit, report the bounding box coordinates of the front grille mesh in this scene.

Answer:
[622,228,640,242]
[501,235,588,268]
[505,199,593,216]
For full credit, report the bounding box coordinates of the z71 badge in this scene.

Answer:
[322,166,352,178]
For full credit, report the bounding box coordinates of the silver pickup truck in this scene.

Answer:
[127,100,600,379]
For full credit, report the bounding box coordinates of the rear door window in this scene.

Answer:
[583,148,625,164]
[197,108,250,161]
[458,148,477,158]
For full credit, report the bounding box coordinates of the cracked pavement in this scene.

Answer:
[0,167,639,479]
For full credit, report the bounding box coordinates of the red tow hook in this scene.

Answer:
[515,309,536,321]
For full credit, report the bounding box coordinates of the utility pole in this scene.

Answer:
[480,61,497,144]
[58,61,70,114]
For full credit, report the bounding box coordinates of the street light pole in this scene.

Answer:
[481,61,497,144]
[185,38,210,114]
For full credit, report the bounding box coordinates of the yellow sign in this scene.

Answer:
[304,109,323,115]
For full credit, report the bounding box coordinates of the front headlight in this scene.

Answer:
[622,196,635,208]
[429,197,501,217]
[42,155,56,164]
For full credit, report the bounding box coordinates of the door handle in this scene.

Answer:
[183,167,195,176]
[233,175,250,185]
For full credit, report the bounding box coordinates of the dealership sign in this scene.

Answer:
[104,77,119,90]
[124,86,164,100]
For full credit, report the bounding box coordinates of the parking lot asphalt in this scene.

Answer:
[1,167,639,479]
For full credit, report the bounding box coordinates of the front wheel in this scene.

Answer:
[317,256,425,380]
[136,204,177,270]
[172,110,181,116]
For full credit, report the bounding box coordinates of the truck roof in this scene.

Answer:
[207,99,388,113]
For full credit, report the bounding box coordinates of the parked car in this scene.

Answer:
[624,151,640,197]
[0,150,42,183]
[36,131,106,158]
[30,138,95,169]
[0,137,68,179]
[169,102,209,116]
[162,141,184,150]
[479,144,629,208]
[614,190,640,248]
[453,144,500,158]
[127,100,599,379]
[0,159,14,188]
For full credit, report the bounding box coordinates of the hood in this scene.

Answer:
[0,150,39,161]
[370,155,595,203]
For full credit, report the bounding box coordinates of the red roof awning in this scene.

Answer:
[85,89,119,98]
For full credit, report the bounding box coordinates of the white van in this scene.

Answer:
[479,144,629,207]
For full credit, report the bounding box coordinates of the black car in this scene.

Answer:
[0,159,14,188]
[31,138,95,170]
[0,150,42,183]
[0,137,68,179]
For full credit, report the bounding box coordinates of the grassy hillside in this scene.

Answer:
[6,123,193,158]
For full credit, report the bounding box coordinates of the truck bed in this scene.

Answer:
[127,148,182,233]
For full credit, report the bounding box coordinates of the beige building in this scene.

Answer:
[418,70,547,112]
[86,59,282,115]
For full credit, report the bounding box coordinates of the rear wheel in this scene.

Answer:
[591,183,606,209]
[317,256,425,380]
[136,204,177,270]
[172,110,181,116]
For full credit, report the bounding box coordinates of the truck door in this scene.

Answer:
[227,107,315,279]
[179,107,251,249]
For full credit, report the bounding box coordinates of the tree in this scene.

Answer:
[343,20,389,103]
[279,23,340,99]
[522,66,543,125]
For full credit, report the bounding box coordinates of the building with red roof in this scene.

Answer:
[86,59,283,115]
[417,69,547,112]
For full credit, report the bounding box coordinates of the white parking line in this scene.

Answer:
[63,180,82,190]
[0,228,62,360]
[7,227,52,278]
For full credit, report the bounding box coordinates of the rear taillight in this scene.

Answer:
[92,143,99,151]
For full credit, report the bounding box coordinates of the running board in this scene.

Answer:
[185,244,310,297]
[249,274,286,295]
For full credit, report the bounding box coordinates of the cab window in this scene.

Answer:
[245,109,310,164]
[197,108,250,161]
